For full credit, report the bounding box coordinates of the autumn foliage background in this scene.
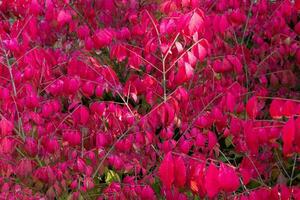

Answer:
[0,0,299,199]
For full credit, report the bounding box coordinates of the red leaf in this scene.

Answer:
[205,163,220,198]
[218,163,240,192]
[110,44,127,62]
[227,55,243,74]
[63,130,81,147]
[270,99,284,119]
[160,1,177,14]
[24,137,38,157]
[195,132,206,147]
[165,102,175,126]
[296,0,300,10]
[184,51,198,67]
[159,152,175,189]
[72,106,90,125]
[0,119,13,136]
[77,25,90,39]
[189,163,206,197]
[240,167,251,185]
[226,92,236,112]
[16,159,32,177]
[246,96,258,119]
[295,117,300,153]
[128,51,142,70]
[244,122,259,154]
[195,115,213,129]
[191,41,207,62]
[93,29,113,49]
[0,137,15,154]
[282,118,295,156]
[270,74,279,87]
[174,156,186,188]
[81,81,95,97]
[212,58,233,73]
[30,0,42,15]
[90,102,105,116]
[141,186,156,200]
[229,9,246,25]
[175,62,194,84]
[208,131,217,151]
[179,140,192,154]
[282,101,297,118]
[44,137,59,154]
[295,22,300,35]
[219,15,229,34]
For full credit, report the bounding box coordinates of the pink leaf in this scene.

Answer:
[184,51,198,67]
[188,9,204,35]
[184,62,194,79]
[175,42,184,53]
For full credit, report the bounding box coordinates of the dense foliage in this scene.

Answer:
[0,0,299,199]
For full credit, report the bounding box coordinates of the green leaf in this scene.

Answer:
[152,179,161,196]
[225,135,233,147]
[105,170,121,184]
[215,73,222,80]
